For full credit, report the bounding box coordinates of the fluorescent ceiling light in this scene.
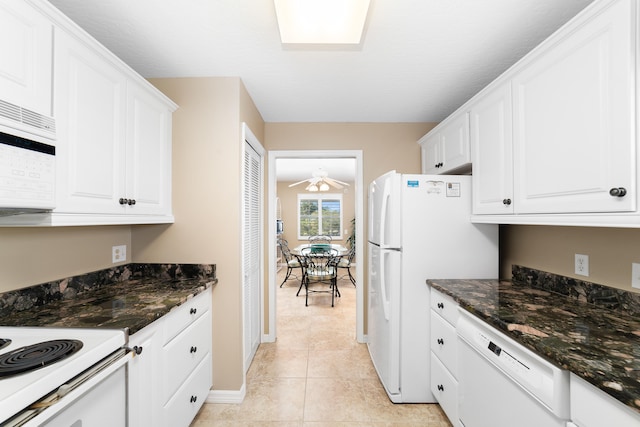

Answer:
[274,0,370,44]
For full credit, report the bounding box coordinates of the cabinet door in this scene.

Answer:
[54,29,127,215]
[440,113,470,172]
[420,133,441,174]
[125,83,172,216]
[128,324,161,427]
[512,0,635,214]
[470,82,513,214]
[0,0,52,116]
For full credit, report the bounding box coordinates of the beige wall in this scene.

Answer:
[0,226,131,292]
[276,180,356,249]
[135,77,265,392]
[501,225,640,292]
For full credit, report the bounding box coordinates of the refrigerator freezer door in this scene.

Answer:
[367,242,402,400]
[368,171,401,249]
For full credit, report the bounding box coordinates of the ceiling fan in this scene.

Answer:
[288,168,350,192]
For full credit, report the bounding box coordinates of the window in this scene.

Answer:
[298,193,343,239]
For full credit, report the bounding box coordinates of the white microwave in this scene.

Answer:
[0,129,56,214]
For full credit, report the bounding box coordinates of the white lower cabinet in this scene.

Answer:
[128,287,212,427]
[128,322,161,427]
[430,288,460,426]
[569,373,640,427]
[163,353,212,427]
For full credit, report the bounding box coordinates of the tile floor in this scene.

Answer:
[191,268,452,426]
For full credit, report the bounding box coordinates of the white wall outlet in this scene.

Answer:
[632,263,640,289]
[575,254,589,277]
[112,245,127,263]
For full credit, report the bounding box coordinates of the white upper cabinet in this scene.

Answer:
[54,28,174,223]
[470,82,513,215]
[125,83,172,217]
[54,29,127,216]
[419,113,470,175]
[0,0,52,117]
[512,0,635,214]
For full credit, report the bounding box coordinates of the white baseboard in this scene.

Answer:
[206,383,246,404]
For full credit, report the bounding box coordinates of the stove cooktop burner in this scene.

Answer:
[0,339,10,351]
[0,339,83,378]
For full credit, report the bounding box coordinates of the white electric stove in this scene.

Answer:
[0,326,128,426]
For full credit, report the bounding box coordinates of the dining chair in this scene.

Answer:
[337,246,356,286]
[277,239,304,290]
[298,247,341,306]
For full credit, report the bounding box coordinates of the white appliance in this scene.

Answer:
[0,129,56,214]
[457,310,570,427]
[367,171,498,403]
[0,326,129,426]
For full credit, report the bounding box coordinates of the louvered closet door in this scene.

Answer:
[243,141,261,371]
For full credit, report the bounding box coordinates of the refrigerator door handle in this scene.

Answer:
[380,250,391,321]
[379,177,392,248]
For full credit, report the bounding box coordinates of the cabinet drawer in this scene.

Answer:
[163,352,212,427]
[431,310,458,377]
[162,310,211,403]
[431,288,459,326]
[163,288,211,344]
[431,352,458,426]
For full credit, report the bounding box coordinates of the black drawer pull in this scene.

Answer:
[437,338,444,345]
[437,302,444,309]
[190,307,197,315]
[190,346,198,353]
[190,395,197,403]
[437,384,444,391]
[503,198,512,205]
[133,346,143,355]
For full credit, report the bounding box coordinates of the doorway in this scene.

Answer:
[266,150,364,343]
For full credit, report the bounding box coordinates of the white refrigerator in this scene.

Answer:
[367,171,498,403]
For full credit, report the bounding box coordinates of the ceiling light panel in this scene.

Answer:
[274,0,370,44]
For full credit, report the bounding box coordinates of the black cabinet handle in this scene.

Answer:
[119,198,127,205]
[609,187,627,197]
[190,307,197,315]
[190,346,197,353]
[437,384,444,391]
[503,198,512,205]
[437,338,444,345]
[437,302,444,309]
[128,199,136,205]
[128,345,143,355]
[190,395,197,403]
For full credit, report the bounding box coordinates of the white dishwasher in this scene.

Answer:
[457,310,570,427]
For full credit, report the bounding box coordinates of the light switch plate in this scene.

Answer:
[632,263,640,289]
[112,245,127,263]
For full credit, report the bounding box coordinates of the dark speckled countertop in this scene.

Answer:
[0,263,217,336]
[428,265,640,415]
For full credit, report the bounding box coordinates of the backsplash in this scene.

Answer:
[512,265,640,316]
[0,263,216,318]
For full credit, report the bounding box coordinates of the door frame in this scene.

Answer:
[266,150,364,343]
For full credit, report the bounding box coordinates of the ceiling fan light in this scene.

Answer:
[319,182,330,191]
[274,0,370,45]
[308,184,319,192]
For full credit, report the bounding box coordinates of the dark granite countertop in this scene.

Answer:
[0,263,217,336]
[428,266,640,415]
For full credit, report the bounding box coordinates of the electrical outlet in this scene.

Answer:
[575,254,589,277]
[112,245,127,263]
[632,263,640,289]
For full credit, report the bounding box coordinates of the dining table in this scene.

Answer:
[290,243,349,256]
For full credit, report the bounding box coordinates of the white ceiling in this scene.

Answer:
[276,158,357,182]
[48,0,595,124]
